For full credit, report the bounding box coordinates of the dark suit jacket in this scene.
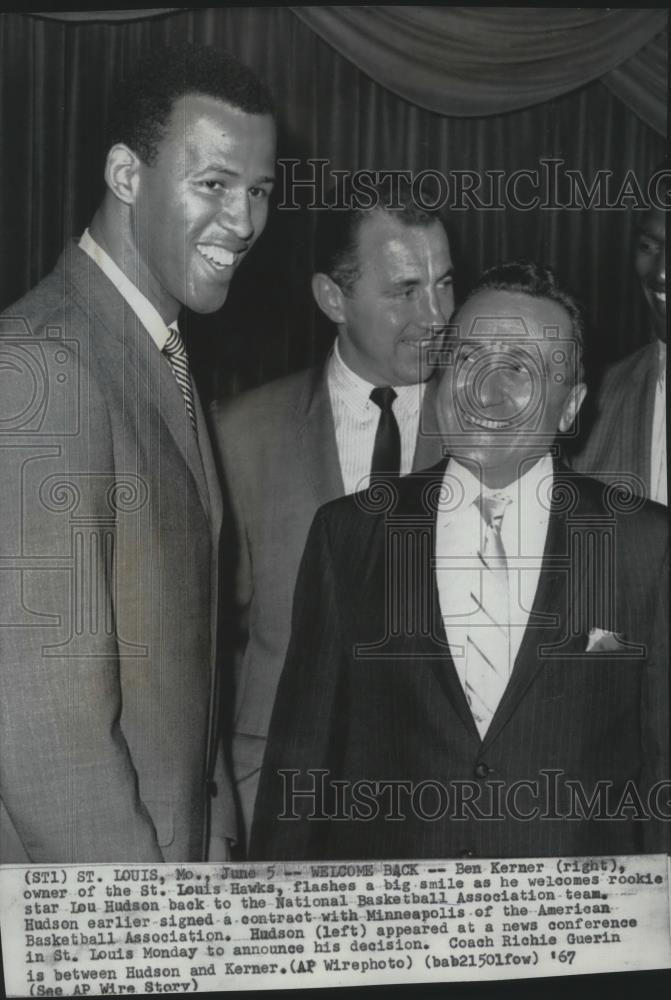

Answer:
[572,342,660,496]
[250,461,669,860]
[211,366,445,841]
[0,242,234,862]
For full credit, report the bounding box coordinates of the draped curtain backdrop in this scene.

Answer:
[1,7,667,401]
[292,7,668,134]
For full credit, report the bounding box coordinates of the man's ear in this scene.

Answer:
[104,143,142,206]
[558,381,587,433]
[311,272,346,325]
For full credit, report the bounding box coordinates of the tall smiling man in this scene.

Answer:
[0,46,276,862]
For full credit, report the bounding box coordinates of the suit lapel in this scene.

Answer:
[67,243,214,525]
[599,345,657,493]
[630,346,658,493]
[193,386,223,534]
[154,354,214,524]
[387,462,481,741]
[295,366,344,506]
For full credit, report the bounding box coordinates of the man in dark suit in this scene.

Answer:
[0,45,276,862]
[212,188,455,847]
[251,261,668,861]
[572,171,667,503]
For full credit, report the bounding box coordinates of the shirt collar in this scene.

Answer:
[440,452,554,526]
[79,229,176,350]
[329,337,426,417]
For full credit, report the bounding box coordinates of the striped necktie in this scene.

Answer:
[465,492,512,738]
[163,325,197,432]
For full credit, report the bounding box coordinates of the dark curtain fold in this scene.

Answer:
[1,8,667,404]
[603,29,669,137]
[291,7,667,128]
[29,7,668,135]
[30,9,183,22]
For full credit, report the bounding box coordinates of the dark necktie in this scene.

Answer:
[370,386,401,480]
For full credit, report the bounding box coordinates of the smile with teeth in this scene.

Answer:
[459,409,514,431]
[197,244,238,270]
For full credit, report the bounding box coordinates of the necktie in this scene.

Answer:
[370,386,400,480]
[465,492,512,738]
[163,326,197,432]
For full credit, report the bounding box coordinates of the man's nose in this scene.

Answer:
[416,286,452,329]
[475,370,509,410]
[220,191,254,244]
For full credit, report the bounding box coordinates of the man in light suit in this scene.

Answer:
[572,170,667,503]
[251,261,668,861]
[0,45,276,862]
[212,188,455,847]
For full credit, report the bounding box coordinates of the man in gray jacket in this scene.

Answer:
[0,44,276,862]
[212,187,455,847]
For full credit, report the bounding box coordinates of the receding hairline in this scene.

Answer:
[453,289,582,365]
[456,287,575,327]
[349,207,448,259]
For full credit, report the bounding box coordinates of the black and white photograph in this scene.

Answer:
[0,5,668,996]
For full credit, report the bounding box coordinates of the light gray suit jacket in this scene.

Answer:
[211,364,445,839]
[572,341,660,496]
[0,242,234,862]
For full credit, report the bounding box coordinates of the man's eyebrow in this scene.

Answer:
[388,265,455,286]
[194,164,275,185]
[195,163,237,176]
[390,276,420,286]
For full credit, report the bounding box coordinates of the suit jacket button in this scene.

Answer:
[474,762,490,779]
[459,848,475,858]
[207,780,218,798]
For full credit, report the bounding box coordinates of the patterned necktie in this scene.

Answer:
[163,326,197,432]
[370,386,400,480]
[465,492,512,738]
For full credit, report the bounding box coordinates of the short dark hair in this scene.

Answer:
[467,260,586,367]
[314,180,445,295]
[107,44,275,165]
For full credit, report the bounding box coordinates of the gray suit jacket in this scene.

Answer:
[211,364,445,829]
[572,342,660,496]
[0,242,234,862]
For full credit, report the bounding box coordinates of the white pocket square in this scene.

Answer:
[585,627,628,653]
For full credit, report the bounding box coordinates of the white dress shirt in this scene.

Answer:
[327,339,426,494]
[435,453,554,693]
[650,340,666,506]
[79,228,176,350]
